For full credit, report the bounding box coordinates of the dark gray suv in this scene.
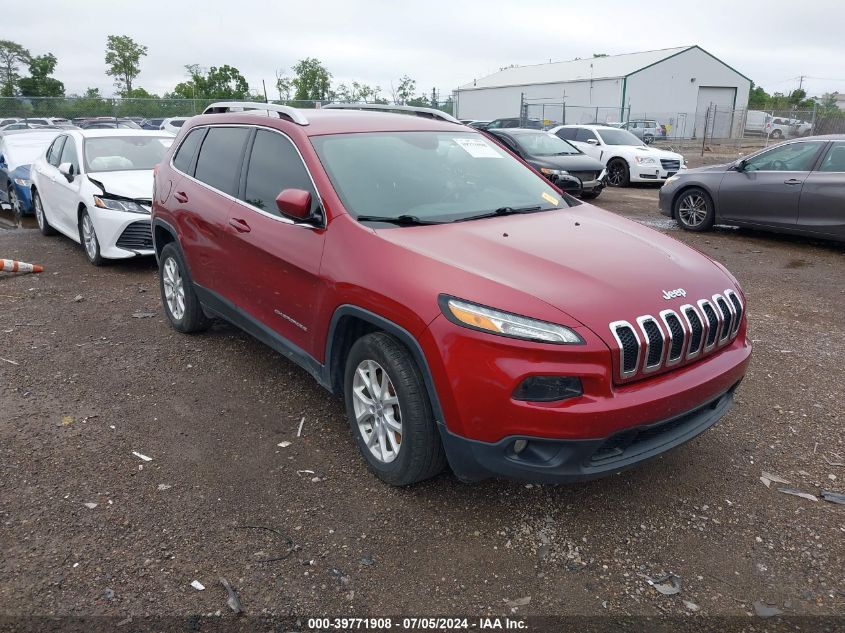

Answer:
[659,135,845,242]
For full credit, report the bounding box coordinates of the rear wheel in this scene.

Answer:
[344,332,446,486]
[158,242,211,333]
[644,134,654,145]
[79,210,103,266]
[33,190,56,236]
[606,159,630,187]
[674,187,715,232]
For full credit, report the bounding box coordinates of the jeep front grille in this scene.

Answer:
[609,289,743,382]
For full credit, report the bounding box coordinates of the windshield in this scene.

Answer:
[83,136,173,172]
[512,132,580,156]
[597,128,644,146]
[311,131,572,222]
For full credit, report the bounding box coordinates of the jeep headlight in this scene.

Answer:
[635,156,656,165]
[94,196,149,214]
[440,296,583,344]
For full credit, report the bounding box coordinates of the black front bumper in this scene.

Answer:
[658,186,674,217]
[440,383,739,484]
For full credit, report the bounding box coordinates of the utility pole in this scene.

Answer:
[798,75,806,91]
[262,80,269,103]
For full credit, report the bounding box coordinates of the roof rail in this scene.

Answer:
[322,102,460,124]
[201,101,309,126]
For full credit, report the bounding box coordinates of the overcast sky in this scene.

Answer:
[4,0,844,101]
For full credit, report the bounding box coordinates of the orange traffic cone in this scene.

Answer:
[1,259,44,273]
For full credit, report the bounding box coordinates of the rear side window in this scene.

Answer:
[172,128,205,175]
[243,129,316,214]
[194,127,250,196]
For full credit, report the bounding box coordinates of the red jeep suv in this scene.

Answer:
[151,102,751,486]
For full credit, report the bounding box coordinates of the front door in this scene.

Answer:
[718,140,827,228]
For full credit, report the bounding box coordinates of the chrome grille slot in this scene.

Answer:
[637,316,664,371]
[660,310,685,364]
[609,288,743,382]
[714,294,733,345]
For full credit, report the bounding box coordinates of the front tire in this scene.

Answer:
[579,190,601,200]
[674,187,715,232]
[606,158,630,187]
[79,209,103,266]
[771,129,783,139]
[8,184,23,219]
[344,332,446,486]
[158,242,211,333]
[33,190,57,236]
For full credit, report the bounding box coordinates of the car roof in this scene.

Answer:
[799,134,845,141]
[188,109,466,136]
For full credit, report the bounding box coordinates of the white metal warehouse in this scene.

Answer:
[454,46,751,138]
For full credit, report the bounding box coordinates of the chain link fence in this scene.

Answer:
[521,98,845,159]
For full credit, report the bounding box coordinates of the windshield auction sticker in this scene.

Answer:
[453,137,502,158]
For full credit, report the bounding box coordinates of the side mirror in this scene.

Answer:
[586,138,599,146]
[276,188,313,221]
[734,159,746,172]
[58,162,75,181]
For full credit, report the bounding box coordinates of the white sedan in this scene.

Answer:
[30,129,174,265]
[550,124,686,187]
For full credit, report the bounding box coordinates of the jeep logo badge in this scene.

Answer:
[662,288,687,300]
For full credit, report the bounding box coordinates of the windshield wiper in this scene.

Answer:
[455,205,544,222]
[355,214,445,226]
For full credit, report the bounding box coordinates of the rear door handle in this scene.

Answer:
[783,178,803,185]
[229,217,251,233]
[174,191,189,203]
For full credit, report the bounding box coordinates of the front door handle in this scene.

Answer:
[783,178,802,185]
[229,217,251,233]
[174,191,189,203]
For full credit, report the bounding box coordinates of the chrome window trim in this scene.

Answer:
[609,320,640,379]
[713,293,733,346]
[659,309,685,366]
[679,304,703,360]
[168,123,326,230]
[724,289,743,338]
[636,315,664,373]
[697,299,719,353]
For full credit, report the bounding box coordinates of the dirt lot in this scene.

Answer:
[1,185,844,629]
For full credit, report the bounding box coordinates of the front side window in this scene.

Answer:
[596,128,643,146]
[818,142,845,173]
[744,141,825,172]
[84,136,173,173]
[311,131,573,223]
[243,129,316,214]
[574,128,597,143]
[194,127,250,195]
[46,136,66,166]
[59,136,79,172]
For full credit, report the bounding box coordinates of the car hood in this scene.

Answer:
[684,163,732,174]
[375,204,737,335]
[532,154,605,172]
[87,170,153,200]
[620,145,683,160]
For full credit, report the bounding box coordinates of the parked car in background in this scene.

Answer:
[79,118,142,130]
[486,117,543,130]
[767,117,794,139]
[659,135,845,242]
[150,101,750,486]
[0,122,59,131]
[485,128,606,198]
[0,118,22,127]
[744,110,772,135]
[141,118,165,130]
[30,130,173,264]
[160,117,188,135]
[465,120,491,129]
[0,130,60,218]
[552,124,686,187]
[619,119,663,144]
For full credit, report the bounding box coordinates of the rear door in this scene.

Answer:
[797,141,845,239]
[717,141,827,228]
[225,127,326,354]
[176,126,250,292]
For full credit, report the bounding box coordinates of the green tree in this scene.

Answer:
[105,35,148,96]
[171,64,250,100]
[392,75,416,105]
[18,53,65,98]
[748,83,769,109]
[332,81,379,102]
[291,58,331,101]
[275,69,293,101]
[0,40,31,96]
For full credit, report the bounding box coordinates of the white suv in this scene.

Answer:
[551,125,685,187]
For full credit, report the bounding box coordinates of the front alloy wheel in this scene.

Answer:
[80,211,103,265]
[8,186,22,219]
[674,188,715,232]
[606,159,630,187]
[352,359,403,463]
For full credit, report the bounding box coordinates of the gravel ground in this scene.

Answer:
[1,185,844,628]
